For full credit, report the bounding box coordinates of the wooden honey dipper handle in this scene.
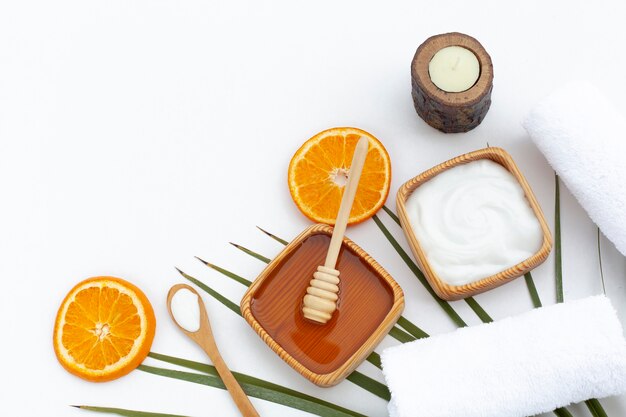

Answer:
[324,136,369,268]
[303,136,369,324]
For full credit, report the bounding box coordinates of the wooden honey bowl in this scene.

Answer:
[396,147,552,301]
[240,224,404,387]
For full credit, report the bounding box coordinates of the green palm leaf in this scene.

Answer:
[138,363,367,417]
[376,207,495,324]
[553,407,574,417]
[73,406,190,417]
[381,205,400,225]
[597,228,606,294]
[176,267,241,316]
[195,256,252,286]
[372,214,467,327]
[256,226,289,245]
[396,316,429,339]
[524,272,542,309]
[585,398,609,417]
[463,297,493,323]
[555,174,564,304]
[553,174,608,417]
[522,272,573,417]
[147,352,390,402]
[230,242,271,263]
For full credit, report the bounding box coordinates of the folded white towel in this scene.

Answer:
[381,296,626,417]
[523,81,626,256]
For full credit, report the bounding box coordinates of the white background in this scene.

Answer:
[1,1,626,416]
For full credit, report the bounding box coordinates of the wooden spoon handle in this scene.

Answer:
[167,284,260,417]
[324,136,369,268]
[201,346,260,417]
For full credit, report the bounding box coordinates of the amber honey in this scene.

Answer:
[250,232,394,375]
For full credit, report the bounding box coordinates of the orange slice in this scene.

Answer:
[288,127,391,225]
[53,276,156,382]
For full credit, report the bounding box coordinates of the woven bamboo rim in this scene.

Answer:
[396,147,552,301]
[240,224,404,387]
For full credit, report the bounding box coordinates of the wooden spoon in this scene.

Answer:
[167,284,260,417]
[302,136,369,324]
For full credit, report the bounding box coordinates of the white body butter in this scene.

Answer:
[171,288,201,332]
[405,159,543,286]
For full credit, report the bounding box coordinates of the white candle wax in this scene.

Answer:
[428,46,480,93]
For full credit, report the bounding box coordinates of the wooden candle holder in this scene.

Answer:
[396,147,552,300]
[411,32,493,133]
[241,224,404,387]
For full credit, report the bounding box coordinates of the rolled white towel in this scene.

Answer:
[523,81,626,255]
[381,296,626,417]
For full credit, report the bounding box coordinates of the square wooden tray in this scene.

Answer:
[396,147,552,301]
[240,223,404,387]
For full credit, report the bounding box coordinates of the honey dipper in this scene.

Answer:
[302,136,369,324]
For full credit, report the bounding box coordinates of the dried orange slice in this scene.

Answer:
[288,127,391,225]
[53,276,156,382]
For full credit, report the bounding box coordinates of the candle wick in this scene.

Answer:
[452,56,461,71]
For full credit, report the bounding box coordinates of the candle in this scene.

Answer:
[411,32,494,133]
[428,46,480,93]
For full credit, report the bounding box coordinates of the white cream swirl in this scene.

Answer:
[405,159,543,286]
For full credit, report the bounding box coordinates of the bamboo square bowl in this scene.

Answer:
[240,223,404,387]
[396,147,552,301]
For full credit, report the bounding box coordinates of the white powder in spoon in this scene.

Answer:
[171,288,201,332]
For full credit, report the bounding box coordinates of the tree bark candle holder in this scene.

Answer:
[411,32,494,133]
